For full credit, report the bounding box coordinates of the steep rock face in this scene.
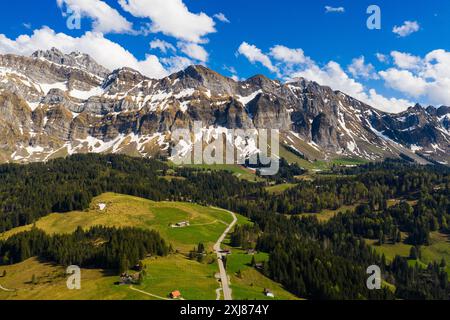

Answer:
[311,113,339,151]
[248,93,292,130]
[0,48,448,165]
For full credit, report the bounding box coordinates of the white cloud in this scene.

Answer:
[269,45,309,64]
[347,56,378,79]
[379,49,450,105]
[292,61,365,98]
[423,49,450,81]
[214,13,230,23]
[379,69,428,98]
[177,42,208,62]
[376,53,388,63]
[118,0,216,43]
[237,42,278,73]
[366,89,413,114]
[56,0,134,34]
[150,39,176,53]
[325,6,345,13]
[392,21,420,37]
[390,51,421,70]
[0,27,169,79]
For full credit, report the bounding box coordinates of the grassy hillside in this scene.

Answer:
[1,193,234,252]
[170,162,263,182]
[224,248,301,300]
[0,258,143,300]
[0,193,298,300]
[367,232,450,279]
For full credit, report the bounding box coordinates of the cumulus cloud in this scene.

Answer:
[292,61,365,98]
[56,0,134,34]
[150,39,176,53]
[118,0,216,43]
[0,27,169,78]
[269,45,310,65]
[422,49,450,80]
[214,13,230,23]
[379,49,450,105]
[177,42,208,62]
[325,6,345,13]
[347,56,378,79]
[237,42,278,73]
[379,69,428,98]
[390,51,422,70]
[393,21,420,37]
[366,89,413,114]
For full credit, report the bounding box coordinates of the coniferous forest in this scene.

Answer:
[0,154,449,300]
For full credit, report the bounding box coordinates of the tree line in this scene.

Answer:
[0,226,170,272]
[0,155,448,299]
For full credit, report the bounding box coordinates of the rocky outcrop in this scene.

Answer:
[0,48,448,164]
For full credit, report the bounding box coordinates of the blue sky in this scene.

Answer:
[0,0,449,112]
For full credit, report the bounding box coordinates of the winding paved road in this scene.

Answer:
[212,208,237,301]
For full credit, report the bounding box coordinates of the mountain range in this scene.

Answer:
[0,47,448,165]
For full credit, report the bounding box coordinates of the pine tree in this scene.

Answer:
[409,246,418,260]
[251,256,256,267]
[197,242,205,254]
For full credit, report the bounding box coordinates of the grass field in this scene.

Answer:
[170,162,263,182]
[224,248,301,300]
[279,144,369,172]
[138,254,219,300]
[0,258,143,300]
[265,183,297,195]
[298,205,357,222]
[0,193,298,300]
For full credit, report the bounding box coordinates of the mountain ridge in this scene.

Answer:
[0,48,448,165]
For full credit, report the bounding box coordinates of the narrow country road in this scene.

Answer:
[212,207,237,301]
[215,287,222,300]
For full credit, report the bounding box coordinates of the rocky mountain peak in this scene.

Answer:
[169,65,238,96]
[437,105,450,117]
[408,103,425,113]
[31,47,110,79]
